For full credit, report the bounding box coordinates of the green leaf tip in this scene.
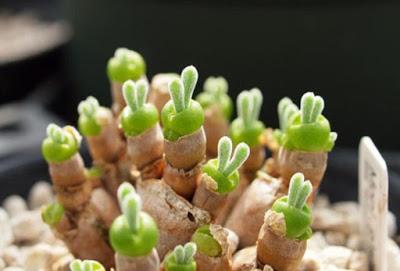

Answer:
[69,260,105,271]
[168,65,198,112]
[117,182,141,233]
[173,242,197,265]
[204,76,228,95]
[287,173,312,209]
[191,225,222,257]
[217,137,250,176]
[122,79,149,112]
[107,47,146,82]
[41,203,64,226]
[237,88,263,127]
[78,96,99,118]
[46,124,67,144]
[300,92,325,124]
[277,97,299,132]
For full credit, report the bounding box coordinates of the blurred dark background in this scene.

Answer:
[1,0,400,219]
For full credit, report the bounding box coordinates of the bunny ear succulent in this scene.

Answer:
[77,96,103,136]
[196,76,233,120]
[203,136,250,194]
[107,48,146,82]
[272,173,313,240]
[273,97,299,145]
[164,242,197,271]
[282,92,337,152]
[161,65,205,141]
[70,260,105,271]
[42,124,82,163]
[120,79,159,137]
[230,88,265,147]
[109,182,159,257]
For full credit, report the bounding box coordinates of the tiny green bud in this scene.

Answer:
[203,137,249,194]
[77,96,102,136]
[70,259,105,271]
[120,79,159,137]
[107,48,146,82]
[164,243,197,271]
[272,173,313,240]
[191,225,222,257]
[41,203,64,226]
[110,182,159,257]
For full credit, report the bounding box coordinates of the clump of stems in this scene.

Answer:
[272,173,313,240]
[120,79,159,136]
[203,136,250,194]
[41,203,64,226]
[230,88,265,147]
[109,182,159,257]
[161,65,204,141]
[164,243,197,271]
[42,124,82,163]
[281,92,337,152]
[107,48,146,82]
[196,76,232,119]
[70,259,105,271]
[77,96,102,136]
[191,225,222,257]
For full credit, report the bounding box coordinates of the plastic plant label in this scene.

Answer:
[358,136,388,271]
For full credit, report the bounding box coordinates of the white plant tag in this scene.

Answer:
[359,136,388,271]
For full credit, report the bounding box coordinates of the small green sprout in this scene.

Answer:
[42,124,81,163]
[69,259,105,271]
[161,65,205,141]
[191,225,222,257]
[41,203,64,226]
[77,96,102,136]
[85,166,103,179]
[271,173,313,240]
[202,136,250,194]
[107,48,146,82]
[164,243,197,271]
[282,92,337,152]
[196,76,233,119]
[109,182,159,257]
[120,79,159,136]
[274,97,299,144]
[230,88,265,147]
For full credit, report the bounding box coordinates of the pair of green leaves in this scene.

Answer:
[161,66,204,141]
[70,260,105,271]
[120,79,159,137]
[107,48,146,83]
[278,92,337,152]
[42,124,81,163]
[272,173,313,240]
[164,242,197,271]
[196,76,233,120]
[230,88,265,147]
[203,136,249,194]
[109,182,159,257]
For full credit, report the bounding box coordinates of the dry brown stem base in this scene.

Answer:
[163,163,201,200]
[115,249,160,271]
[137,179,211,259]
[192,174,227,221]
[203,105,229,157]
[225,174,281,247]
[49,154,86,187]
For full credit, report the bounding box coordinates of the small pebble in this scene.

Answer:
[0,208,14,249]
[2,196,27,218]
[325,231,347,246]
[1,246,23,267]
[0,258,5,271]
[24,243,69,271]
[28,181,54,210]
[3,268,25,271]
[387,238,400,270]
[51,254,74,271]
[11,210,44,243]
[319,246,352,269]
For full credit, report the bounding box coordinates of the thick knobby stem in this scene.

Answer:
[78,96,99,118]
[117,182,141,233]
[300,92,325,124]
[70,260,105,271]
[287,173,312,209]
[216,136,250,176]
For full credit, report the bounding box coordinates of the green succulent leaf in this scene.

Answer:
[107,48,146,82]
[164,243,197,271]
[191,225,222,257]
[77,96,102,136]
[70,260,105,271]
[41,203,64,226]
